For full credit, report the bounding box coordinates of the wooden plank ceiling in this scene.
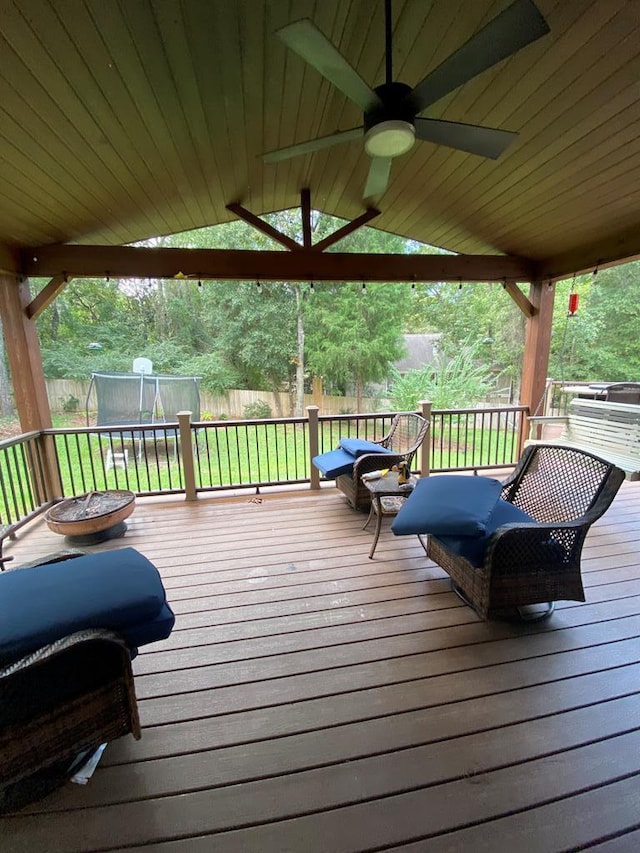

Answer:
[1,0,640,276]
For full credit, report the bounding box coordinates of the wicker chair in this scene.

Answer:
[424,444,625,620]
[336,412,430,511]
[0,547,174,812]
[0,628,140,813]
[604,382,640,404]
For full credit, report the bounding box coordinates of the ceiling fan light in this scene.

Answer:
[364,120,415,158]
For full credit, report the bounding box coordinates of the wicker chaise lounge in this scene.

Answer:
[392,444,625,620]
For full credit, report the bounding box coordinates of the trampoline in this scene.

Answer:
[86,371,200,468]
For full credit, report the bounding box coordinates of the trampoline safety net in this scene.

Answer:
[86,372,200,427]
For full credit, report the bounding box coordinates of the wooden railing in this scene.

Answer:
[0,403,528,555]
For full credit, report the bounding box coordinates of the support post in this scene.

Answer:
[520,281,556,451]
[312,376,323,409]
[419,400,432,477]
[307,405,320,490]
[0,275,62,500]
[177,411,197,501]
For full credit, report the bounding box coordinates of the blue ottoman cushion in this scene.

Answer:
[434,499,537,567]
[0,547,175,665]
[312,448,359,478]
[391,475,503,536]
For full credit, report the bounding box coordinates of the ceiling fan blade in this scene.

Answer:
[363,157,392,199]
[408,0,550,113]
[415,117,517,159]
[276,19,382,113]
[263,127,363,163]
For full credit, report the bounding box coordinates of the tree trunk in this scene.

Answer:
[355,374,364,413]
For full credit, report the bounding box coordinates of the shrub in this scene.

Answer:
[243,400,272,419]
[389,339,494,410]
[61,394,80,413]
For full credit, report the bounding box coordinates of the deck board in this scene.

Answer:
[2,481,640,852]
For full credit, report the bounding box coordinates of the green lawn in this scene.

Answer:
[0,414,521,526]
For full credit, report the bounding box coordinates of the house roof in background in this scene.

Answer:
[395,334,441,373]
[2,1,640,279]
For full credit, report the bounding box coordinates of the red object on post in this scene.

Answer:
[568,292,579,315]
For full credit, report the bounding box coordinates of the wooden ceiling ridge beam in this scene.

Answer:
[26,274,71,319]
[228,190,380,254]
[311,207,381,253]
[301,188,312,250]
[21,244,536,284]
[225,202,303,252]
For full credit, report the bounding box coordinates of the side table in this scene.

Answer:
[362,471,417,558]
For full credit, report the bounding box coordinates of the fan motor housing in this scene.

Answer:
[364,82,416,131]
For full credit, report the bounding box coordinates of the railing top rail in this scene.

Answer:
[0,430,42,450]
[318,405,528,420]
[34,405,531,441]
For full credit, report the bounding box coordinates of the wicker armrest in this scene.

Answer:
[485,520,583,573]
[1,629,140,801]
[1,627,125,679]
[8,549,87,572]
[352,452,406,477]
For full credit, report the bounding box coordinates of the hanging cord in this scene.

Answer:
[556,274,576,388]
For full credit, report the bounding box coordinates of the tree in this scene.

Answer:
[305,281,409,410]
[200,280,298,416]
[549,265,640,381]
[410,281,526,396]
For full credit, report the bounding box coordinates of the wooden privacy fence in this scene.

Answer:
[46,379,381,418]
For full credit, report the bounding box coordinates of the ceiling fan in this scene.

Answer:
[263,0,550,200]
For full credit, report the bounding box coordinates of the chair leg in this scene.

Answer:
[515,602,556,622]
[362,505,374,531]
[451,582,481,615]
[368,517,383,559]
[451,582,555,622]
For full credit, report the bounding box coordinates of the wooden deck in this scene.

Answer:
[2,480,640,852]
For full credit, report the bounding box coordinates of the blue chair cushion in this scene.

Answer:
[433,500,537,567]
[338,438,392,458]
[391,475,503,536]
[123,603,177,649]
[0,547,175,665]
[313,442,393,479]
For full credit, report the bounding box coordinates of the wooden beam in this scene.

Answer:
[520,281,556,434]
[503,281,535,318]
[21,244,536,283]
[26,273,70,319]
[312,208,381,252]
[301,188,312,250]
[535,225,640,282]
[0,243,19,275]
[226,203,302,252]
[0,275,62,499]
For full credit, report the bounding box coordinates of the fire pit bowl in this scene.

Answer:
[45,490,136,545]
